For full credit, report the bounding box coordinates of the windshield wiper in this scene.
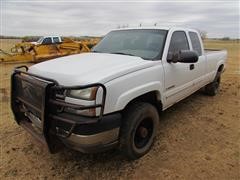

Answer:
[109,52,136,57]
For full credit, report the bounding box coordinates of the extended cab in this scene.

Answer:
[11,27,227,159]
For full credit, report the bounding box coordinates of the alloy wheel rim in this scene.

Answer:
[134,118,154,149]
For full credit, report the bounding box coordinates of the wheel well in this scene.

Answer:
[124,91,162,113]
[218,64,224,72]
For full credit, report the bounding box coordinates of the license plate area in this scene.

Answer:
[25,111,42,130]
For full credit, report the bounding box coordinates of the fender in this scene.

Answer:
[210,52,227,82]
[114,81,163,112]
[216,50,227,72]
[214,60,225,78]
[216,60,225,73]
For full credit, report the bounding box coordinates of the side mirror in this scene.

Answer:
[167,50,198,63]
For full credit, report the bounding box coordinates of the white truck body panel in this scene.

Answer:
[29,27,227,115]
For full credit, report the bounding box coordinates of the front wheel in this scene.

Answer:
[119,102,159,160]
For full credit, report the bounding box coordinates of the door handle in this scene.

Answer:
[190,64,194,70]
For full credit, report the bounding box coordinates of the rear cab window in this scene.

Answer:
[189,32,202,56]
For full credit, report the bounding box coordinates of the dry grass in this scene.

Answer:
[0,39,22,53]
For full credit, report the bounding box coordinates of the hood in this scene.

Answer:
[29,53,155,86]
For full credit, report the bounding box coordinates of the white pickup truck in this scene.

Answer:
[31,36,63,45]
[11,27,227,159]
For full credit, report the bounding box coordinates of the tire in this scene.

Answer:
[204,72,221,96]
[119,102,159,160]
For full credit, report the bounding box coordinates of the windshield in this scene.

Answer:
[92,29,168,60]
[37,37,44,43]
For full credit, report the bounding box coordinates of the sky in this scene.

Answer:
[1,0,239,38]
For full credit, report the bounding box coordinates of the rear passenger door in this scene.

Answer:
[188,31,207,88]
[163,31,199,107]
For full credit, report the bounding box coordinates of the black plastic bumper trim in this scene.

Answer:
[55,112,122,135]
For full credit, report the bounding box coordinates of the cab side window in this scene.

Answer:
[168,31,189,54]
[189,32,202,56]
[53,37,60,43]
[42,37,52,45]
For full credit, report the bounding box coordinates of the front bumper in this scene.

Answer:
[57,113,121,153]
[11,66,121,153]
[62,127,120,153]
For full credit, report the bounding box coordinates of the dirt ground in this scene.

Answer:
[0,40,239,179]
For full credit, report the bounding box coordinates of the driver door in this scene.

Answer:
[163,31,197,107]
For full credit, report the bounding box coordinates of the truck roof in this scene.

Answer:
[112,26,199,33]
[41,36,61,38]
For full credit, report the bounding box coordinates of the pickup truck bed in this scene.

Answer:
[205,49,227,55]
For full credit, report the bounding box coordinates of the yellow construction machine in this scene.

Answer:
[0,36,100,63]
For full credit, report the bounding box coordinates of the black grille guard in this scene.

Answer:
[11,65,107,152]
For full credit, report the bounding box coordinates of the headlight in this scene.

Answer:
[65,87,99,117]
[68,87,98,100]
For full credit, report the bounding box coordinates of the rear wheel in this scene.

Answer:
[204,72,221,96]
[119,102,159,160]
